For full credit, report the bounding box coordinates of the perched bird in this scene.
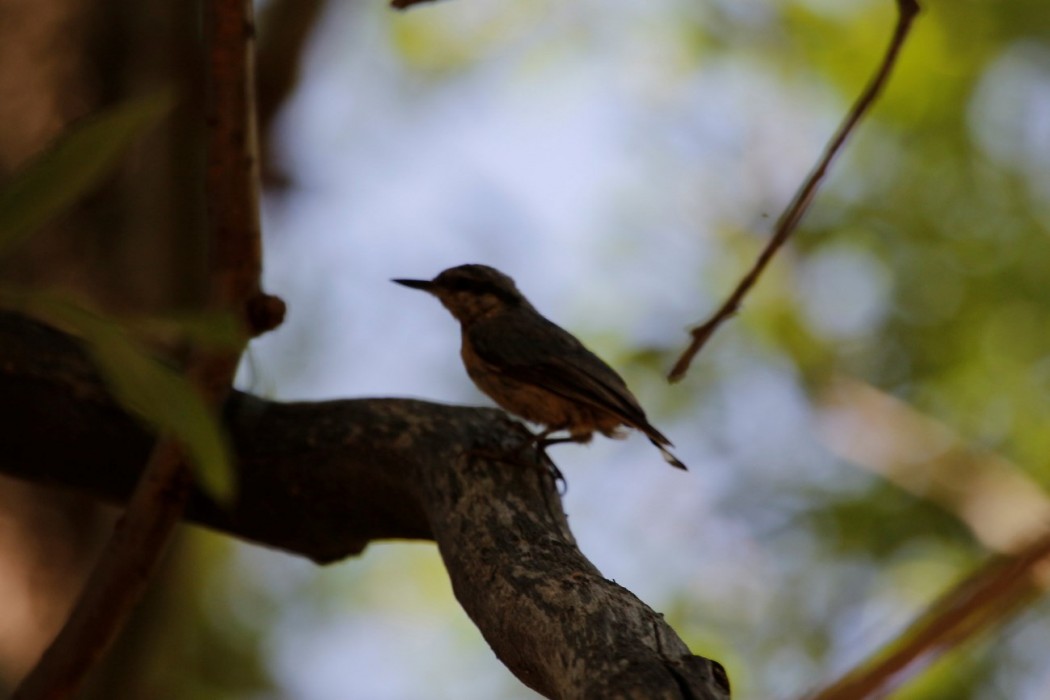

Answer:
[393,264,686,470]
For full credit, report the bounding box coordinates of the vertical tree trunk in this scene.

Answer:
[0,0,204,694]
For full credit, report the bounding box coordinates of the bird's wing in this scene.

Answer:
[469,315,672,445]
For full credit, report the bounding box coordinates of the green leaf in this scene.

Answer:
[0,288,235,501]
[128,311,245,350]
[88,329,235,501]
[0,89,176,258]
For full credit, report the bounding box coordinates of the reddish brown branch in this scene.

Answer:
[668,0,921,382]
[204,0,264,317]
[11,1,272,697]
[10,441,194,700]
[804,531,1050,700]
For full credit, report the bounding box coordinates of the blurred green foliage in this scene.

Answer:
[7,1,1044,699]
[0,288,237,499]
[253,1,1049,698]
[0,91,175,257]
[0,89,237,501]
[697,2,1050,697]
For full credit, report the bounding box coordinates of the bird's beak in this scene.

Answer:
[392,278,435,292]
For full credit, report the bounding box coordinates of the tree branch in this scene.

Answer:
[804,532,1050,700]
[390,0,443,10]
[0,310,730,699]
[668,0,921,382]
[12,0,280,696]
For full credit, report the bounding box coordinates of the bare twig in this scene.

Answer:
[804,532,1050,700]
[10,440,193,700]
[11,0,271,697]
[668,0,921,382]
[391,0,443,10]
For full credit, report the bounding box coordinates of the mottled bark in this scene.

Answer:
[0,311,730,699]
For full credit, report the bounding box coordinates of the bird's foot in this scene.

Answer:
[465,429,566,494]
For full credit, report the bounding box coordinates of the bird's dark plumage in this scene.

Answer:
[394,264,686,470]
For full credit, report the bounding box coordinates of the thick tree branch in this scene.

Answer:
[0,311,730,699]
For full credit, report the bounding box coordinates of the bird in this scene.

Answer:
[393,264,686,470]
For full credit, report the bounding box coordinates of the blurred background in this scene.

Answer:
[2,0,1050,698]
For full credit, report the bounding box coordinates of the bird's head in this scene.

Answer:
[394,264,529,324]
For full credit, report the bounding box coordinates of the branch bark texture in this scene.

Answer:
[0,311,730,699]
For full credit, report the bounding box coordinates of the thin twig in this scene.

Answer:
[668,0,921,382]
[390,0,443,9]
[804,532,1050,700]
[11,0,267,697]
[11,441,192,700]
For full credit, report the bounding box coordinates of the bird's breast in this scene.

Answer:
[459,331,620,437]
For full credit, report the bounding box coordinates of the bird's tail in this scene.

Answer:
[649,437,688,470]
[635,420,688,470]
